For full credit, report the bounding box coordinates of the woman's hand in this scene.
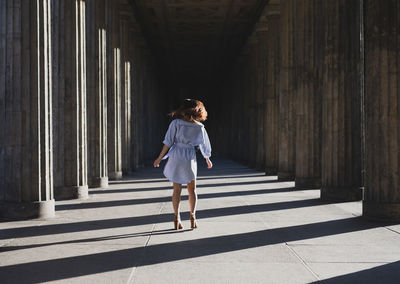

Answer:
[153,157,162,167]
[206,158,213,169]
[154,145,170,167]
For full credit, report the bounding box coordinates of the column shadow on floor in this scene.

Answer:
[0,228,193,252]
[315,261,400,284]
[0,217,395,283]
[1,197,330,241]
[107,173,269,185]
[61,186,296,210]
[102,178,284,193]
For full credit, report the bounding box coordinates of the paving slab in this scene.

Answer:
[0,158,399,283]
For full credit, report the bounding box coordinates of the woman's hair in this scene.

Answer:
[169,99,208,122]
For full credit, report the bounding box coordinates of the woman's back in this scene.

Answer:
[172,119,204,146]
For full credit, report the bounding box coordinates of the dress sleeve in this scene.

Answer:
[162,120,177,147]
[199,127,212,158]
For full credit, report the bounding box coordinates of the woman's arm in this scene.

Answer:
[199,128,212,169]
[153,144,170,167]
[154,120,176,167]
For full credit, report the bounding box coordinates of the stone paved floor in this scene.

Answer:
[1,158,400,284]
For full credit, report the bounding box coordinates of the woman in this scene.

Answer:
[153,99,213,230]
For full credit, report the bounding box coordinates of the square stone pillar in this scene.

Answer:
[0,0,55,219]
[255,28,266,171]
[278,0,296,181]
[120,19,132,175]
[131,40,141,170]
[240,50,251,165]
[236,59,247,164]
[244,37,258,168]
[53,0,89,199]
[363,0,400,220]
[294,0,322,189]
[86,0,108,188]
[264,12,280,176]
[106,0,122,180]
[320,0,362,201]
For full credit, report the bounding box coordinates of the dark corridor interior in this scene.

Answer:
[128,0,273,159]
[131,0,268,100]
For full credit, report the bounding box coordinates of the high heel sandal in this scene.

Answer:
[174,215,183,230]
[190,213,198,229]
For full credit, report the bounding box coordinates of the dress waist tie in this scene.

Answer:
[174,142,194,149]
[163,142,195,160]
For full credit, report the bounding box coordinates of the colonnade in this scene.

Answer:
[0,0,166,219]
[1,0,399,222]
[212,0,400,221]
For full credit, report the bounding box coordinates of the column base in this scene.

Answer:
[55,185,89,200]
[320,186,363,201]
[265,167,278,176]
[277,171,295,181]
[363,201,400,221]
[89,176,109,188]
[109,171,123,180]
[0,199,55,220]
[295,177,321,190]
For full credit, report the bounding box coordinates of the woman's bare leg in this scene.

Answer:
[187,180,197,215]
[172,183,182,216]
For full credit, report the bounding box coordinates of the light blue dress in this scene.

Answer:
[162,119,212,184]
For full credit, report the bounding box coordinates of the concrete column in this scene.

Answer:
[241,50,251,165]
[123,60,132,172]
[255,29,265,171]
[233,63,244,162]
[86,0,108,188]
[54,0,88,199]
[51,0,65,199]
[120,19,132,174]
[246,37,258,168]
[363,0,400,220]
[0,0,55,219]
[264,12,280,175]
[295,0,322,189]
[278,0,296,181]
[134,45,145,168]
[131,39,141,170]
[107,0,122,179]
[320,0,362,201]
[143,55,154,162]
[128,30,148,170]
[237,59,247,164]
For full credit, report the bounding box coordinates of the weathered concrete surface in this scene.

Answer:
[320,0,362,202]
[263,11,280,176]
[278,0,296,182]
[363,0,400,221]
[0,0,55,219]
[294,0,322,190]
[86,0,109,189]
[107,0,123,181]
[1,159,400,283]
[53,0,89,200]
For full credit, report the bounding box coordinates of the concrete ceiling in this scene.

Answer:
[129,0,269,89]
